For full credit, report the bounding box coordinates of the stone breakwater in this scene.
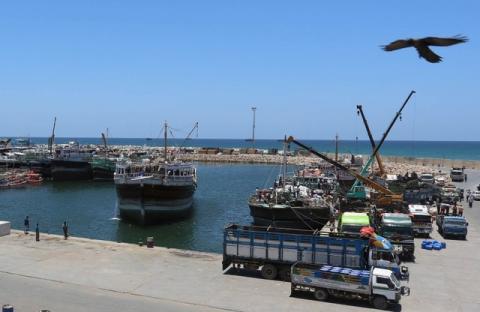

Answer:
[175,152,480,174]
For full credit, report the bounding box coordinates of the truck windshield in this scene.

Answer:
[382,226,412,238]
[340,224,365,234]
[412,215,431,223]
[445,220,466,226]
[390,273,401,288]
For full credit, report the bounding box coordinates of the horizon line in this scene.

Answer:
[2,136,480,143]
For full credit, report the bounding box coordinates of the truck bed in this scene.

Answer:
[291,264,371,295]
[223,224,368,269]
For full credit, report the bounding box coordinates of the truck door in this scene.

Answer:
[372,276,397,301]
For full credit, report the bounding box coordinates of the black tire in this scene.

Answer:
[261,264,278,280]
[279,267,291,282]
[313,288,329,301]
[372,295,388,310]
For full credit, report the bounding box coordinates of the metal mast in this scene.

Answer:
[164,121,168,162]
[48,117,57,156]
[335,133,339,162]
[356,105,385,176]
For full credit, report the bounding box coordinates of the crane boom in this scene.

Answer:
[286,136,394,195]
[356,105,385,176]
[349,91,415,194]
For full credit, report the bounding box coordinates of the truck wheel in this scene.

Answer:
[279,267,291,281]
[261,264,278,280]
[313,288,328,301]
[372,295,388,310]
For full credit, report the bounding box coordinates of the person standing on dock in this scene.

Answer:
[468,194,474,208]
[62,221,69,240]
[35,223,40,242]
[24,216,30,234]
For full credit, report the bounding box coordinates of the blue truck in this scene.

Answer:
[436,215,468,239]
[222,224,408,281]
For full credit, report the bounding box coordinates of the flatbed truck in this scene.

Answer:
[291,263,410,309]
[222,224,408,281]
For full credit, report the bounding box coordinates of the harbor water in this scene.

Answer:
[0,163,285,253]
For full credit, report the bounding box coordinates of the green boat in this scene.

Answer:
[91,158,116,181]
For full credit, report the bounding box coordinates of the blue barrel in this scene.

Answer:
[441,242,447,249]
[424,243,433,250]
[2,305,14,312]
[433,243,442,250]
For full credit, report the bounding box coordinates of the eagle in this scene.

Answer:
[382,36,468,63]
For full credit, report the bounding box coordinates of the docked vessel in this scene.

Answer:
[91,158,116,181]
[50,141,93,181]
[248,143,335,230]
[114,122,197,224]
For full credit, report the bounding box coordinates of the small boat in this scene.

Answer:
[27,171,43,184]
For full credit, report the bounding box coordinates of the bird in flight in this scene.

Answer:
[382,36,468,63]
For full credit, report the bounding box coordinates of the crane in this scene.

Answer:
[347,90,415,201]
[286,136,404,207]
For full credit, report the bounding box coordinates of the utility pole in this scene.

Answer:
[335,133,339,162]
[251,107,256,148]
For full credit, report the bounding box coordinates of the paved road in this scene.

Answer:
[1,169,480,312]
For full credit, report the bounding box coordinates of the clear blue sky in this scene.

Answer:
[0,1,478,140]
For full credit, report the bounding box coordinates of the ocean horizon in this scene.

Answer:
[4,137,480,161]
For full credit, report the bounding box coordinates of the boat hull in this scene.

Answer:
[92,167,114,181]
[249,203,331,230]
[51,160,92,181]
[115,183,196,224]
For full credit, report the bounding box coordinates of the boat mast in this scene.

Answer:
[282,135,287,189]
[49,117,57,156]
[164,121,168,162]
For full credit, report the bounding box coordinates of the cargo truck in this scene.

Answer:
[222,224,408,281]
[378,213,415,260]
[437,215,468,239]
[338,212,371,234]
[291,263,410,310]
[408,205,433,237]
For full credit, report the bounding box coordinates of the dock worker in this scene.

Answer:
[458,205,464,216]
[436,198,441,215]
[452,202,458,216]
[24,216,30,234]
[468,194,474,208]
[62,221,69,240]
[35,223,40,242]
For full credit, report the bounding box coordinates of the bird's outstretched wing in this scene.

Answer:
[423,36,468,46]
[382,39,413,51]
[415,43,442,63]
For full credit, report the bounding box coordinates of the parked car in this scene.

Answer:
[472,191,480,201]
[434,176,447,187]
[419,173,434,184]
[450,168,465,182]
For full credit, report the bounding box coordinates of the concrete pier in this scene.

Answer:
[1,171,480,311]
